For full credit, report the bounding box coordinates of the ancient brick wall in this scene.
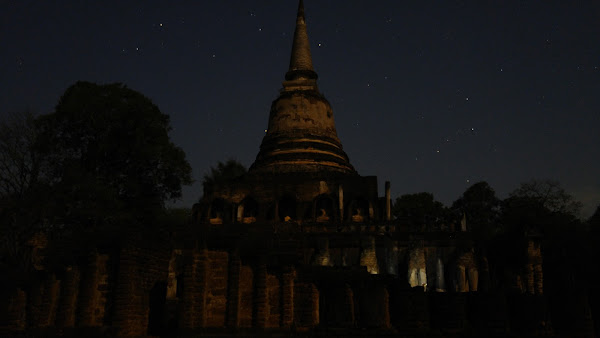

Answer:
[2,288,26,330]
[55,266,80,328]
[266,273,281,328]
[238,265,254,327]
[294,282,319,328]
[78,251,110,327]
[180,248,208,329]
[205,251,228,327]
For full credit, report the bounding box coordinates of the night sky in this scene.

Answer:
[2,1,599,217]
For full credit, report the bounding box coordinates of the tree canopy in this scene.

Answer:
[202,159,246,196]
[393,192,448,229]
[0,112,39,200]
[452,181,500,238]
[3,82,193,231]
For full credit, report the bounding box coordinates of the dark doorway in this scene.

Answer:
[148,282,167,336]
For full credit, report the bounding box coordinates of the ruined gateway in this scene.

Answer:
[2,1,548,337]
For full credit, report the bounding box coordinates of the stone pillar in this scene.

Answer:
[27,280,43,327]
[436,257,446,292]
[5,288,26,331]
[457,265,467,292]
[344,284,355,327]
[113,245,149,337]
[534,264,543,295]
[78,252,109,327]
[385,181,391,221]
[311,283,320,326]
[294,282,319,328]
[385,242,399,275]
[479,256,491,292]
[360,237,379,274]
[56,266,80,328]
[38,274,61,327]
[180,248,209,329]
[382,287,391,328]
[237,205,244,223]
[338,185,344,222]
[526,263,535,294]
[467,267,479,292]
[226,253,242,327]
[281,266,296,328]
[252,261,268,328]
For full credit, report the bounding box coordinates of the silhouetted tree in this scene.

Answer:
[393,192,448,230]
[509,179,582,216]
[0,112,42,287]
[202,159,246,196]
[0,112,40,200]
[452,181,500,240]
[34,81,193,230]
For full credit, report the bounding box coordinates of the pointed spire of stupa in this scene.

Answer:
[249,0,355,175]
[285,0,318,81]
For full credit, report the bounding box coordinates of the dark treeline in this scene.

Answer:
[394,181,599,334]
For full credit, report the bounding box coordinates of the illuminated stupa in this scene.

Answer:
[250,0,355,175]
[198,0,383,225]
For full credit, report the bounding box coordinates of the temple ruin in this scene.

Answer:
[2,1,574,337]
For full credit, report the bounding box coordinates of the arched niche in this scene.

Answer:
[347,197,370,222]
[209,198,228,224]
[278,195,297,222]
[238,196,259,224]
[314,194,335,223]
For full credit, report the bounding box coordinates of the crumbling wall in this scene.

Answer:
[77,252,110,327]
[205,251,228,327]
[55,266,80,327]
[239,265,254,327]
[294,282,319,328]
[266,273,281,328]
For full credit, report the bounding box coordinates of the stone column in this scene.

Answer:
[467,267,478,292]
[113,245,148,337]
[457,265,467,292]
[534,264,543,295]
[435,257,446,292]
[360,237,379,274]
[38,274,61,327]
[526,263,535,294]
[226,253,242,327]
[78,252,109,327]
[180,248,209,329]
[5,288,26,331]
[338,185,344,222]
[344,284,355,327]
[311,283,320,327]
[385,181,391,221]
[252,260,268,328]
[56,266,80,328]
[281,266,296,328]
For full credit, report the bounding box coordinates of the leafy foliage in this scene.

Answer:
[508,179,582,217]
[393,192,448,230]
[0,112,39,199]
[202,159,246,196]
[34,81,193,228]
[452,181,500,239]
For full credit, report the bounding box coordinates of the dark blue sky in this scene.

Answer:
[2,1,599,216]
